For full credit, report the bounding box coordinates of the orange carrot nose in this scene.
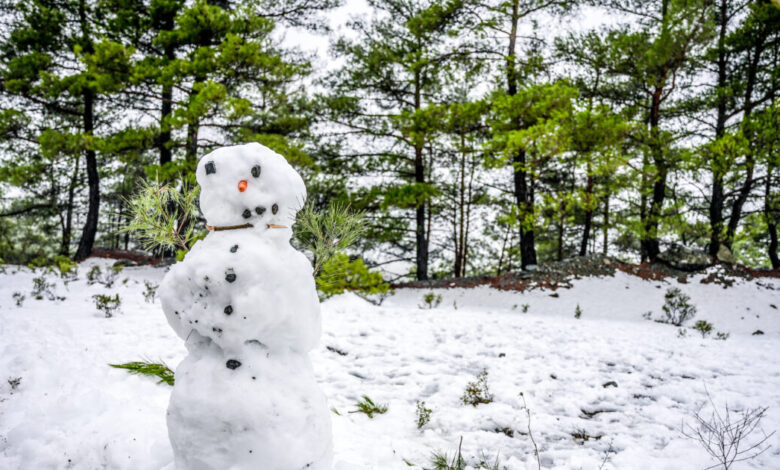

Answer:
[238,180,247,192]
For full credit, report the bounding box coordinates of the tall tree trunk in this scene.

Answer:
[160,82,174,166]
[413,69,428,280]
[454,138,467,277]
[185,115,200,164]
[506,0,536,268]
[74,0,99,261]
[766,162,779,269]
[725,43,763,248]
[708,0,729,257]
[557,206,564,261]
[580,165,594,256]
[602,192,610,255]
[159,10,176,167]
[641,90,665,261]
[513,149,537,267]
[639,152,649,262]
[60,155,80,255]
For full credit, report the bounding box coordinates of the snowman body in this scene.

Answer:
[160,143,332,470]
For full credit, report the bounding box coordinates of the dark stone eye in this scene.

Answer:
[271,203,278,214]
[255,206,266,215]
[205,161,216,175]
[230,245,238,253]
[251,165,261,178]
[224,305,233,315]
[242,209,251,219]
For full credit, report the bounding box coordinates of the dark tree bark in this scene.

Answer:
[602,192,610,255]
[74,0,100,261]
[708,0,729,257]
[766,163,779,269]
[580,169,594,256]
[725,41,763,248]
[157,3,177,167]
[60,155,80,255]
[505,1,536,269]
[412,68,428,280]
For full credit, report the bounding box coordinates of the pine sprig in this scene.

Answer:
[349,395,388,418]
[294,201,365,276]
[120,179,200,253]
[110,360,175,386]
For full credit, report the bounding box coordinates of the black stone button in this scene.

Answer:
[224,305,233,315]
[205,161,216,175]
[226,359,241,370]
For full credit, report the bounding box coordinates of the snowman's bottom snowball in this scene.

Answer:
[167,345,332,470]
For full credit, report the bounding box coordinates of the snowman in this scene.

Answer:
[159,143,333,470]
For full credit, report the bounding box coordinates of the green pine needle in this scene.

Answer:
[294,201,365,276]
[110,360,175,386]
[120,179,201,253]
[349,395,388,419]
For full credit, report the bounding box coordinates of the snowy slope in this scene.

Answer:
[1,259,779,469]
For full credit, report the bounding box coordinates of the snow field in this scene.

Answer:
[1,259,779,469]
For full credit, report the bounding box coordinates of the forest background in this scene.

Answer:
[1,0,778,281]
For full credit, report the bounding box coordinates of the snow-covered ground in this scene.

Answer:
[1,259,779,469]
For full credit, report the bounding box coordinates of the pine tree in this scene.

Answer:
[325,0,470,280]
[592,0,714,261]
[0,0,133,260]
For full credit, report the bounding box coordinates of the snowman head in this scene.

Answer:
[196,143,306,234]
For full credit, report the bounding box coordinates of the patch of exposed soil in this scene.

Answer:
[393,254,780,292]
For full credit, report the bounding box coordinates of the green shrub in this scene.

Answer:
[462,369,493,407]
[316,253,389,298]
[87,265,117,287]
[692,320,713,338]
[31,275,55,300]
[574,304,582,319]
[426,438,503,470]
[662,287,697,326]
[143,281,159,303]
[93,293,121,318]
[12,291,24,307]
[294,202,365,276]
[715,331,730,341]
[53,255,77,278]
[420,292,442,309]
[87,265,102,284]
[416,400,432,429]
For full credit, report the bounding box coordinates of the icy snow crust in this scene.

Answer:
[160,143,331,469]
[1,260,780,469]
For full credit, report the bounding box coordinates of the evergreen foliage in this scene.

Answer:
[0,0,778,273]
[350,395,388,419]
[293,202,365,276]
[315,253,389,298]
[662,287,697,326]
[110,360,175,386]
[121,179,200,253]
[461,369,493,407]
[416,400,432,429]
